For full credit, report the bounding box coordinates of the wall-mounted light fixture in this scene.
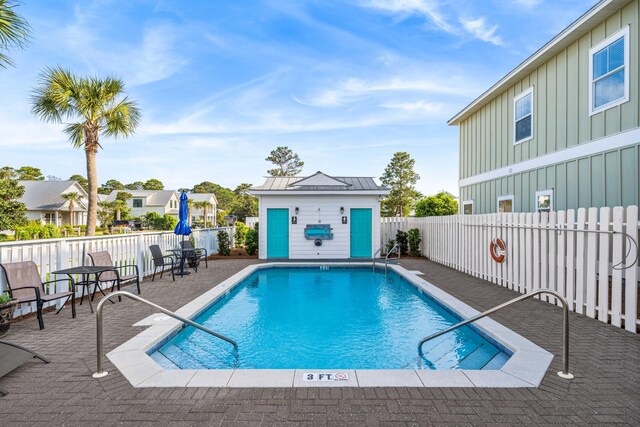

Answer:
[295,207,299,215]
[340,207,344,214]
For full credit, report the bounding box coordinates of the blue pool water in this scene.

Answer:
[151,267,510,370]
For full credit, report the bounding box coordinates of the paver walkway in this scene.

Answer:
[0,258,639,425]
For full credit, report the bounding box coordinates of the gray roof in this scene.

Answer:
[18,180,88,211]
[188,193,218,204]
[251,171,388,193]
[105,190,177,206]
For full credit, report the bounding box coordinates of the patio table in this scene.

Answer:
[51,266,118,313]
[168,248,194,277]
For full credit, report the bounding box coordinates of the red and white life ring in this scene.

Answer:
[489,238,506,263]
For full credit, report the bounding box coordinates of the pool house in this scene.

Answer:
[249,171,389,259]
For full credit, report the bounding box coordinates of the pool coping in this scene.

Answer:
[107,262,554,388]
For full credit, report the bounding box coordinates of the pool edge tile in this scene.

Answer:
[355,370,423,387]
[416,370,475,387]
[227,369,296,388]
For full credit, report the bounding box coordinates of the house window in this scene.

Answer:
[535,190,553,213]
[589,26,629,115]
[514,87,533,144]
[132,198,143,208]
[497,195,514,213]
[43,213,56,224]
[462,200,473,215]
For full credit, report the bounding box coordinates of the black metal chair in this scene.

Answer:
[149,245,176,281]
[87,251,140,296]
[179,241,208,271]
[0,261,74,330]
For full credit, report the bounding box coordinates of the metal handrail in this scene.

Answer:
[418,289,574,379]
[372,246,384,271]
[92,291,238,378]
[385,243,400,271]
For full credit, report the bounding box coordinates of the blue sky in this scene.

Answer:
[0,0,597,195]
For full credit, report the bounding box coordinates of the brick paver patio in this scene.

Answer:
[1,258,639,425]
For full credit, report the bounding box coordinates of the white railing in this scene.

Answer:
[381,206,639,334]
[0,227,235,317]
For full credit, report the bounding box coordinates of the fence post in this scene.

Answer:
[136,234,145,279]
[55,239,69,308]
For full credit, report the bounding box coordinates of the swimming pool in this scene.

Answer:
[108,262,554,387]
[150,267,510,370]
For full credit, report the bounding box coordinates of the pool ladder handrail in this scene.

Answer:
[384,243,400,271]
[417,289,574,380]
[92,291,238,379]
[372,246,384,271]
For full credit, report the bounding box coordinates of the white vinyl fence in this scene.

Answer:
[0,227,234,317]
[382,206,639,333]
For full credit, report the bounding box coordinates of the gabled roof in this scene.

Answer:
[105,190,178,206]
[448,0,627,125]
[250,171,389,195]
[188,193,218,204]
[18,180,88,211]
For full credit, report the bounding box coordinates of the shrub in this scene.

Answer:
[217,230,231,256]
[408,228,422,257]
[234,222,248,246]
[0,292,11,304]
[14,221,61,240]
[161,214,177,230]
[386,239,396,254]
[395,230,408,255]
[245,223,259,255]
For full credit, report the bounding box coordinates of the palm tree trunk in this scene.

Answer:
[203,207,207,228]
[69,202,74,226]
[85,129,99,236]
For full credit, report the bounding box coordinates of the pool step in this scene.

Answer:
[422,337,502,370]
[158,344,206,369]
[481,351,510,370]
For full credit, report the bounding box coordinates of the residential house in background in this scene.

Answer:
[105,190,180,219]
[449,0,639,214]
[188,193,218,226]
[19,180,89,226]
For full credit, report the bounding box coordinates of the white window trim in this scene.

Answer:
[497,195,515,213]
[588,26,630,116]
[535,189,553,212]
[513,87,534,145]
[462,200,474,215]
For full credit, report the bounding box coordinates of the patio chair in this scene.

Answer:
[149,245,176,282]
[0,261,75,330]
[179,241,208,271]
[0,340,49,396]
[87,251,141,297]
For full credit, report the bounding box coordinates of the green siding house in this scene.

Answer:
[449,0,640,214]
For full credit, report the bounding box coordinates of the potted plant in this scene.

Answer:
[0,292,17,337]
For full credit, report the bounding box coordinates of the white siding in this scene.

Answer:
[258,195,382,259]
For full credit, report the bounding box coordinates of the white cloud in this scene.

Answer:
[361,0,505,46]
[460,17,504,46]
[379,100,445,114]
[512,0,543,6]
[361,0,455,33]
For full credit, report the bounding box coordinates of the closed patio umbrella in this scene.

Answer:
[174,191,192,237]
[174,191,192,276]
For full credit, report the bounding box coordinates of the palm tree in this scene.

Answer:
[0,0,31,68]
[193,201,213,228]
[31,67,140,236]
[61,191,82,226]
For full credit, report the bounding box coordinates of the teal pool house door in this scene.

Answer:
[267,208,289,258]
[350,208,372,258]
